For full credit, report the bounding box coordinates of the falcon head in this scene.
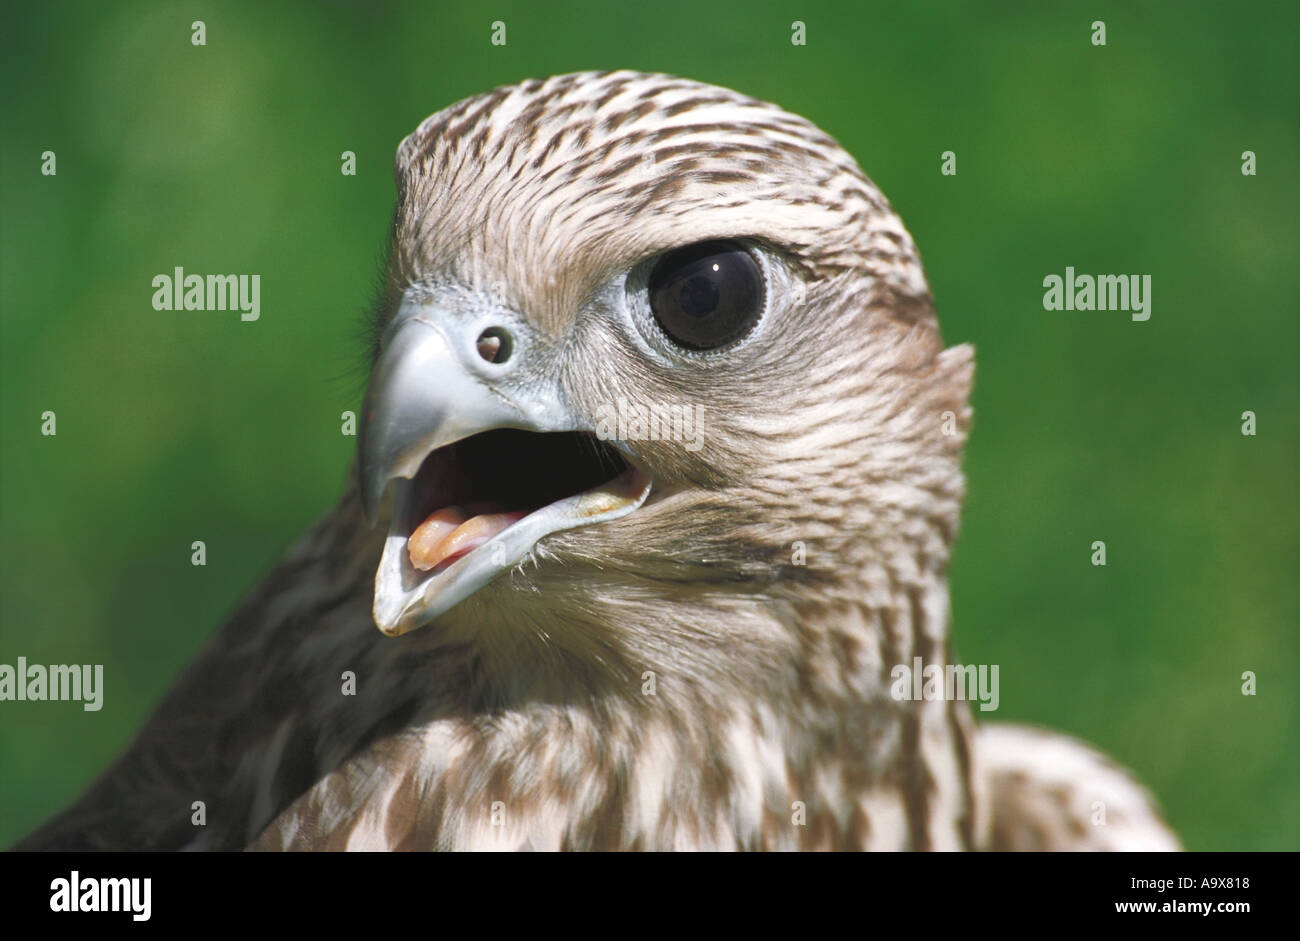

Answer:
[359,71,972,691]
[21,72,1185,856]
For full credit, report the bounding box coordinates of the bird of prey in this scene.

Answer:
[18,71,1178,851]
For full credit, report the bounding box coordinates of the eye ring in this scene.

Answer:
[646,240,765,351]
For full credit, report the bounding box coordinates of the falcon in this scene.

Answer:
[18,71,1178,851]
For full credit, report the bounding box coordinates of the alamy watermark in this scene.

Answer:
[1042,267,1151,321]
[50,871,150,921]
[890,657,999,712]
[151,266,260,321]
[594,396,704,452]
[0,656,103,711]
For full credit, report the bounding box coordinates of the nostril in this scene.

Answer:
[475,327,513,364]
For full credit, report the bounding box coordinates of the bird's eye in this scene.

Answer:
[647,241,763,351]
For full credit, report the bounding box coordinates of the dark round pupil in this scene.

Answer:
[648,241,762,350]
[679,273,720,317]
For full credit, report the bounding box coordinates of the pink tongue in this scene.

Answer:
[408,506,525,572]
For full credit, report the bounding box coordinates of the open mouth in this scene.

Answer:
[372,429,652,636]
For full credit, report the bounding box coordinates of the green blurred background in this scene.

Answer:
[2,0,1296,850]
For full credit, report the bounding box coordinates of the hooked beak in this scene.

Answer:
[357,298,651,637]
[359,312,522,525]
